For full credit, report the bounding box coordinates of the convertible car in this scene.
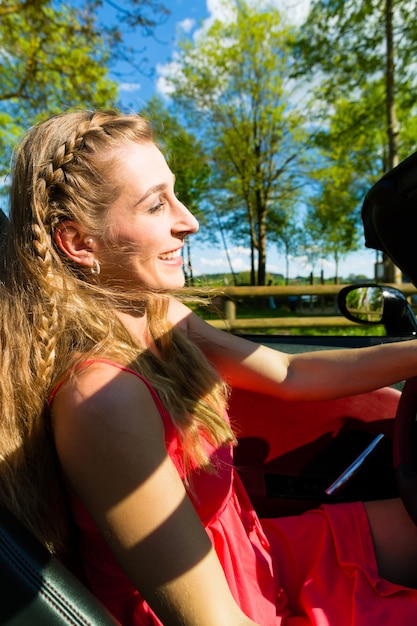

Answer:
[3,152,417,624]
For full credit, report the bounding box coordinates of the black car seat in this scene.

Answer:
[362,150,417,287]
[0,502,120,625]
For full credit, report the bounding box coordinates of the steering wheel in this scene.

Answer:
[393,376,417,524]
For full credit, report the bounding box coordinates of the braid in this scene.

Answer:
[13,114,129,385]
[30,176,63,386]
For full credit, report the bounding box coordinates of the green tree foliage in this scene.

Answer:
[305,171,360,284]
[165,0,308,285]
[0,0,169,178]
[0,0,116,176]
[304,98,377,283]
[268,204,302,285]
[296,0,417,281]
[297,0,417,166]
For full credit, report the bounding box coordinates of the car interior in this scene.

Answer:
[1,147,417,624]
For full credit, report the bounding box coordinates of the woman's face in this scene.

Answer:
[98,142,199,290]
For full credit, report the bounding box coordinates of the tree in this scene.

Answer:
[304,96,379,283]
[296,0,408,165]
[269,205,302,285]
[305,177,360,284]
[0,0,169,178]
[0,2,110,173]
[296,0,417,281]
[297,228,324,284]
[166,0,309,285]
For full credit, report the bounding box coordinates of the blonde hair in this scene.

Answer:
[0,110,234,554]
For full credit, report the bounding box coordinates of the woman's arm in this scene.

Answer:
[168,298,417,401]
[51,363,258,626]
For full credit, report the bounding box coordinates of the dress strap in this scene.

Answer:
[49,358,168,416]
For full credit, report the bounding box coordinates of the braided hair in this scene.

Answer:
[0,110,233,552]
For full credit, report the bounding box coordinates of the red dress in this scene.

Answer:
[59,362,417,625]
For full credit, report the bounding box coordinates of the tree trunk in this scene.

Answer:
[184,237,194,286]
[250,244,256,285]
[285,245,290,286]
[256,190,267,285]
[334,258,339,285]
[385,0,399,170]
[215,210,238,286]
[384,0,401,282]
[258,233,267,285]
[246,199,257,286]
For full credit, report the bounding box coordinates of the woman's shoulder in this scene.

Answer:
[50,359,166,441]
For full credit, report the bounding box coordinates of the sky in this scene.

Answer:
[100,0,377,281]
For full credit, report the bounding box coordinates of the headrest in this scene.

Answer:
[0,209,8,260]
[362,150,417,286]
[0,209,8,233]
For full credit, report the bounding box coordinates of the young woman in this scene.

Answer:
[3,109,417,625]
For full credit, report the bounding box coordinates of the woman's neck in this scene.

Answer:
[116,308,161,357]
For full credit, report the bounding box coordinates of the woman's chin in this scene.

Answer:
[148,274,186,291]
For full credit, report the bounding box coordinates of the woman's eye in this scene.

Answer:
[148,201,165,214]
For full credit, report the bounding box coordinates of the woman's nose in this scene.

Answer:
[173,200,199,236]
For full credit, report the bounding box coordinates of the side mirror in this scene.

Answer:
[338,283,417,336]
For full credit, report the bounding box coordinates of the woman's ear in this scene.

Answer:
[54,221,97,269]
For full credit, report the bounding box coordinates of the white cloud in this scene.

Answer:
[118,82,141,93]
[155,57,181,97]
[265,262,282,273]
[266,0,310,25]
[178,18,196,33]
[198,255,248,271]
[194,245,251,274]
[231,245,251,255]
[205,0,310,26]
[205,0,237,25]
